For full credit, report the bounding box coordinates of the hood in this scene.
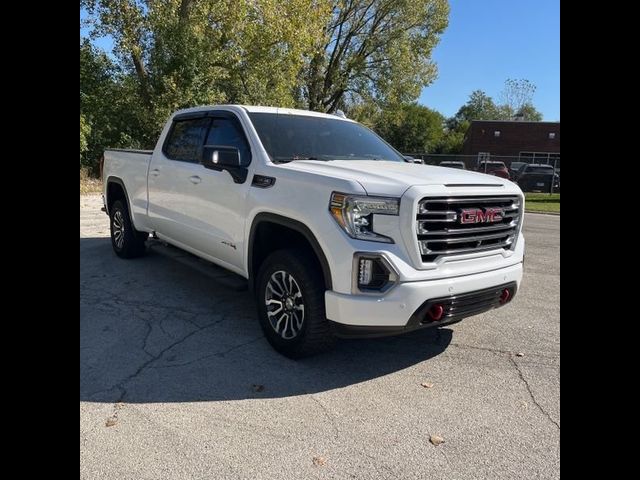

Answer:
[281,160,510,196]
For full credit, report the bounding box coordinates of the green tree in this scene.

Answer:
[374,103,444,153]
[80,1,451,170]
[80,114,90,162]
[440,81,544,154]
[433,126,466,153]
[513,103,543,121]
[496,79,543,120]
[499,78,536,114]
[449,90,500,130]
[80,39,146,173]
[82,1,329,125]
[302,0,450,113]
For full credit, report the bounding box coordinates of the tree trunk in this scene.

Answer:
[179,0,194,23]
[131,50,151,107]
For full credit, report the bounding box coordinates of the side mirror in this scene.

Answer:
[203,145,241,168]
[201,145,248,184]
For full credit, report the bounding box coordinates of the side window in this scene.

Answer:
[206,118,252,166]
[164,117,211,162]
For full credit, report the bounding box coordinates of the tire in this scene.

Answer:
[109,199,148,258]
[256,248,336,358]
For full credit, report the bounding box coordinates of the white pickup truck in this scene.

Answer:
[102,105,524,357]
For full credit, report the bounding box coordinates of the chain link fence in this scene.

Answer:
[403,153,560,194]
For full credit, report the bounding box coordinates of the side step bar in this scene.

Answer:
[147,239,248,292]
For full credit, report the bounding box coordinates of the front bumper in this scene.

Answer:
[325,262,522,336]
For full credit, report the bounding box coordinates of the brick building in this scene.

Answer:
[462,120,560,165]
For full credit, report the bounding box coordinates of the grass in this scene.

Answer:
[525,193,560,214]
[80,168,103,195]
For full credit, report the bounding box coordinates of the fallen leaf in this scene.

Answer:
[429,435,445,446]
[312,456,327,466]
[115,402,125,409]
[420,382,434,389]
[105,418,117,427]
[252,384,265,392]
[515,352,525,357]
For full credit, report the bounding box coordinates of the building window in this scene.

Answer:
[548,132,556,139]
[494,130,501,137]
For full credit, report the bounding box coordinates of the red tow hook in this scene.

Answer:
[427,304,444,322]
[499,289,511,304]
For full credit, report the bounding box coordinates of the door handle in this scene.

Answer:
[150,168,160,177]
[189,175,202,184]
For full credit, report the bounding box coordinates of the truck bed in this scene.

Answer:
[102,148,153,229]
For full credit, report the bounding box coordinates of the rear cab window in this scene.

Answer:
[163,117,211,162]
[163,112,252,166]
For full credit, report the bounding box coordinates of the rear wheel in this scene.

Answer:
[110,199,148,258]
[256,249,335,358]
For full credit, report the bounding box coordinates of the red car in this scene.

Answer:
[477,161,510,179]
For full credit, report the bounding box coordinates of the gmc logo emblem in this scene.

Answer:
[459,207,504,224]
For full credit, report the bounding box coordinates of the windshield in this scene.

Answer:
[248,112,405,163]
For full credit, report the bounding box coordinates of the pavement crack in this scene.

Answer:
[450,343,515,356]
[309,395,339,442]
[149,335,264,369]
[139,312,154,356]
[111,321,222,402]
[450,342,558,359]
[509,356,560,430]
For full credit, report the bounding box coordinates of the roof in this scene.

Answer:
[172,104,354,122]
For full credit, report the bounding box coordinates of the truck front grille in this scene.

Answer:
[416,196,521,263]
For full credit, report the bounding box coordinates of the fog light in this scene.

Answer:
[353,254,399,293]
[358,258,373,286]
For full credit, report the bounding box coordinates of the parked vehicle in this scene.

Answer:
[439,161,466,170]
[477,161,510,179]
[508,161,527,177]
[514,164,559,192]
[102,105,525,358]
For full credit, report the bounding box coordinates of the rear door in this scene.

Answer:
[147,113,212,245]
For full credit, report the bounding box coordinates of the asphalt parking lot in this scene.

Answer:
[80,194,559,480]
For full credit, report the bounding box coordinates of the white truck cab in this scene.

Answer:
[102,105,524,357]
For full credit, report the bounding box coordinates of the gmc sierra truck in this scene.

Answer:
[102,105,525,358]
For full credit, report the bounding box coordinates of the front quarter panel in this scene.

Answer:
[245,163,367,292]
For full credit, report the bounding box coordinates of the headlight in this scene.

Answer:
[329,192,399,243]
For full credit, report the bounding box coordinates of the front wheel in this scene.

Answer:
[256,249,335,358]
